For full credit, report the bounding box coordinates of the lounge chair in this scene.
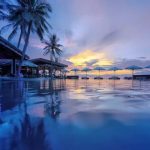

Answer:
[124,77,133,80]
[109,76,120,80]
[81,77,89,79]
[94,77,103,80]
[66,76,79,79]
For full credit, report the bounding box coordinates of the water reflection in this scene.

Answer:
[0,79,66,150]
[1,79,150,150]
[44,80,61,120]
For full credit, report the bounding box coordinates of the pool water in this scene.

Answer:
[0,79,150,150]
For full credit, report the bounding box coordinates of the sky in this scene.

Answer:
[1,0,150,71]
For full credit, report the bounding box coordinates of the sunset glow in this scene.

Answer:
[68,50,113,67]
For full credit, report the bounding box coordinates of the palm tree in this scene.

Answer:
[0,4,5,16]
[43,34,63,78]
[0,0,52,76]
[0,1,27,48]
[43,34,63,62]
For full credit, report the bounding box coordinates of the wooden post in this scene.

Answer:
[11,59,16,76]
[36,67,39,77]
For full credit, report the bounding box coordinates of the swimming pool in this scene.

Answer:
[0,79,150,150]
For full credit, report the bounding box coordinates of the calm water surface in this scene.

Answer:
[0,79,150,150]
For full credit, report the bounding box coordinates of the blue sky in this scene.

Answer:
[1,0,150,68]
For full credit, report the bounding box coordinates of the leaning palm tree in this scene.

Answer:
[0,0,52,76]
[17,0,52,76]
[43,34,63,62]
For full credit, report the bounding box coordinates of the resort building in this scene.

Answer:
[0,36,29,76]
[31,58,68,77]
[0,37,68,77]
[133,74,150,80]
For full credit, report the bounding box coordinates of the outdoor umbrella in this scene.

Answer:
[71,68,80,75]
[82,67,91,77]
[109,67,121,76]
[62,69,69,77]
[94,66,105,77]
[126,65,142,77]
[21,60,38,73]
[63,69,69,73]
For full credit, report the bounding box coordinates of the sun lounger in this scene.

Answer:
[109,76,120,80]
[81,77,89,79]
[94,77,103,80]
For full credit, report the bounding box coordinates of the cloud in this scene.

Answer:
[115,58,150,68]
[99,30,120,47]
[138,57,147,60]
[85,59,99,67]
[61,59,73,66]
[68,49,113,67]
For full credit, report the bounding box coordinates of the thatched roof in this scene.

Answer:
[31,58,68,68]
[0,60,37,68]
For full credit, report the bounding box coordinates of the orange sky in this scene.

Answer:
[68,49,113,67]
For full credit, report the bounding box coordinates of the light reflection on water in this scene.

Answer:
[0,79,150,150]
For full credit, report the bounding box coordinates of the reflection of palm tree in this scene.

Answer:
[13,114,47,150]
[50,94,61,119]
[44,80,61,120]
[10,87,47,150]
[45,93,61,120]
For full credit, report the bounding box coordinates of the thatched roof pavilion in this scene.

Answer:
[31,58,68,77]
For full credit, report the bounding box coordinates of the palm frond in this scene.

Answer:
[0,23,14,34]
[1,0,52,53]
[8,26,18,41]
[43,34,63,60]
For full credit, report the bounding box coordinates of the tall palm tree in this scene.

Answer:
[43,34,63,78]
[43,34,63,62]
[0,0,52,76]
[19,0,52,76]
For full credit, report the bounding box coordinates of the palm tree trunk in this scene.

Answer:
[17,22,32,77]
[17,30,22,48]
[50,50,54,79]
